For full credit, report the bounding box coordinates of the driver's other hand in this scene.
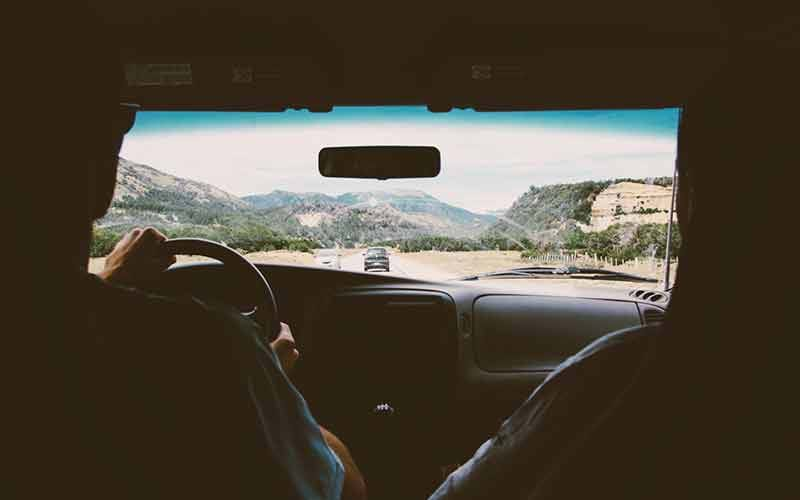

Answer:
[271,322,300,374]
[98,227,176,286]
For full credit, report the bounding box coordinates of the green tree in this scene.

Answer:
[90,226,121,257]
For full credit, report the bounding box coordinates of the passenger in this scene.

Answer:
[430,52,793,500]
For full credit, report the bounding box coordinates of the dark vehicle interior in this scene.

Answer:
[24,2,796,499]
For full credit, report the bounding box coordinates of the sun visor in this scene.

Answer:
[427,49,727,111]
[120,56,333,111]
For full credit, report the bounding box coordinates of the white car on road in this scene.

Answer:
[314,248,341,269]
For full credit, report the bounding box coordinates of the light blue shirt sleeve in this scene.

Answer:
[247,338,345,499]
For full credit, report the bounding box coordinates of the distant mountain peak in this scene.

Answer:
[244,187,496,238]
[104,162,496,245]
[369,188,431,198]
[99,158,249,229]
[113,157,246,207]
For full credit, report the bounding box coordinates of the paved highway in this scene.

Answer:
[338,251,455,281]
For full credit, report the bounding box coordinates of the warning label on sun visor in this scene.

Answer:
[231,65,282,84]
[125,63,193,87]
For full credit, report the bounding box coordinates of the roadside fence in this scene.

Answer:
[523,252,678,281]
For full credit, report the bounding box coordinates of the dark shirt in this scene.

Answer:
[429,326,659,500]
[65,272,343,499]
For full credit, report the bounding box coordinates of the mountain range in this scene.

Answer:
[244,189,494,233]
[100,158,496,246]
[100,158,672,250]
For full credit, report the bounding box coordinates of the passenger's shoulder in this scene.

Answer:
[549,325,660,381]
[579,325,659,359]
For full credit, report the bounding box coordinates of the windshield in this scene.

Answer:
[91,107,680,292]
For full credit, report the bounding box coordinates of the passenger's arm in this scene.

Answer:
[429,328,654,499]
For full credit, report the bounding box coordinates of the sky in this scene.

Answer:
[120,107,680,213]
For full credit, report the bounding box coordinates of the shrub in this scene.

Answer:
[520,241,557,259]
[398,235,483,252]
[477,235,527,251]
[90,226,121,257]
[634,207,665,215]
[561,223,681,262]
[286,239,317,253]
[628,223,682,259]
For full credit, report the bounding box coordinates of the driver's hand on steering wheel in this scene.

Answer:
[100,228,298,372]
[271,322,299,374]
[98,227,176,285]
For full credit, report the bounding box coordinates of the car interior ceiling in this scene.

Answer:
[35,2,796,499]
[91,2,797,111]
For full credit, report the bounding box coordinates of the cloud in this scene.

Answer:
[121,119,676,213]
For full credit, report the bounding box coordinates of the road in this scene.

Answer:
[339,251,456,281]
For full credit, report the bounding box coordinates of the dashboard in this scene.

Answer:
[154,262,666,498]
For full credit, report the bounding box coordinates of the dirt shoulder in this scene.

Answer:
[396,250,524,278]
[90,249,672,290]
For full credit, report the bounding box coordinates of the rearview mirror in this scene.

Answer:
[319,146,441,180]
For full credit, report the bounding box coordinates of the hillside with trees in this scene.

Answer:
[482,177,677,259]
[94,158,496,255]
[93,158,677,263]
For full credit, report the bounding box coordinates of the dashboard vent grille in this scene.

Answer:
[629,289,667,303]
[642,308,666,326]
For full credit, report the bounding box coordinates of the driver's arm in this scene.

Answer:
[273,324,367,500]
[98,227,367,500]
[273,326,367,500]
[321,425,368,500]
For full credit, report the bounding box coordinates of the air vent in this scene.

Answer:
[641,307,666,326]
[629,289,666,302]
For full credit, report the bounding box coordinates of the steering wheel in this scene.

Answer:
[162,238,281,342]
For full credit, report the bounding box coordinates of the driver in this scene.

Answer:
[30,14,366,500]
[96,225,300,374]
